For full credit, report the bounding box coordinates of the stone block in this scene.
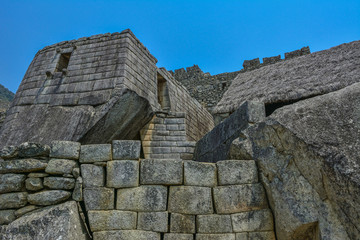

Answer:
[84,187,114,210]
[50,141,80,159]
[235,233,248,240]
[248,231,276,240]
[88,210,137,232]
[17,142,50,158]
[0,159,47,173]
[184,161,216,187]
[28,190,71,205]
[0,192,27,209]
[168,186,213,215]
[112,140,141,160]
[170,213,195,233]
[72,177,83,201]
[0,210,15,225]
[197,214,233,233]
[0,145,18,159]
[107,160,139,188]
[217,160,258,185]
[14,205,38,218]
[45,159,78,175]
[81,164,105,188]
[43,177,75,190]
[28,173,48,177]
[137,211,168,232]
[117,186,167,212]
[213,184,267,214]
[231,209,274,232]
[72,167,80,178]
[140,159,182,185]
[79,144,112,163]
[164,233,193,240]
[93,230,160,240]
[0,174,26,193]
[196,234,236,240]
[25,177,43,191]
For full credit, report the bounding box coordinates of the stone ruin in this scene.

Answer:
[0,29,359,240]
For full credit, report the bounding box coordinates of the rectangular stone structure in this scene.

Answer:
[81,164,105,188]
[137,211,168,232]
[231,209,274,232]
[112,140,141,160]
[45,159,78,175]
[117,186,167,212]
[217,160,258,185]
[0,174,26,193]
[88,210,137,232]
[83,187,114,211]
[184,161,217,187]
[140,159,183,185]
[0,192,27,209]
[196,234,236,240]
[170,213,196,233]
[50,141,81,160]
[107,160,139,188]
[196,214,233,233]
[93,230,160,240]
[168,186,213,215]
[79,144,112,163]
[164,233,193,240]
[213,184,267,214]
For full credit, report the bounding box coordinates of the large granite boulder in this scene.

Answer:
[241,83,360,239]
[0,201,89,239]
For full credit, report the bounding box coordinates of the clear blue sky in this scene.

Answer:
[0,0,359,93]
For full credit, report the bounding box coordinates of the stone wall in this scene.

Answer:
[0,140,275,240]
[171,47,310,112]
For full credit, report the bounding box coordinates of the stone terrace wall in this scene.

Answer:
[171,47,310,112]
[1,140,276,240]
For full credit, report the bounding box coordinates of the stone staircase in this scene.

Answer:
[140,112,196,160]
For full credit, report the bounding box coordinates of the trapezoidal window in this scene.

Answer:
[55,52,71,72]
[157,73,171,111]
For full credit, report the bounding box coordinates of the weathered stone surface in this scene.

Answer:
[229,138,253,160]
[79,144,112,163]
[196,234,236,240]
[0,210,15,225]
[72,177,83,201]
[1,201,89,239]
[235,233,248,240]
[214,40,360,114]
[84,187,114,210]
[25,177,43,191]
[112,140,141,160]
[93,230,160,240]
[50,141,81,159]
[248,232,276,240]
[17,142,50,158]
[0,159,47,173]
[14,205,38,218]
[137,211,168,232]
[45,158,78,175]
[117,186,167,212]
[0,174,26,193]
[170,213,195,233]
[72,167,80,178]
[231,209,274,232]
[140,159,182,185]
[194,101,265,162]
[28,190,71,205]
[197,214,233,233]
[81,164,105,188]
[217,160,258,185]
[184,161,216,187]
[88,210,137,232]
[0,145,18,159]
[0,192,27,209]
[27,172,48,177]
[107,160,139,188]
[164,233,193,240]
[213,184,267,214]
[43,177,75,190]
[168,186,213,214]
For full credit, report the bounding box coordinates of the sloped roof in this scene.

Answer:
[213,40,360,114]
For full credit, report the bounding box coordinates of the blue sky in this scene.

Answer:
[0,0,359,93]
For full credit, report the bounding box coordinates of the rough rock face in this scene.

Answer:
[214,40,360,114]
[0,201,89,239]
[240,83,360,239]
